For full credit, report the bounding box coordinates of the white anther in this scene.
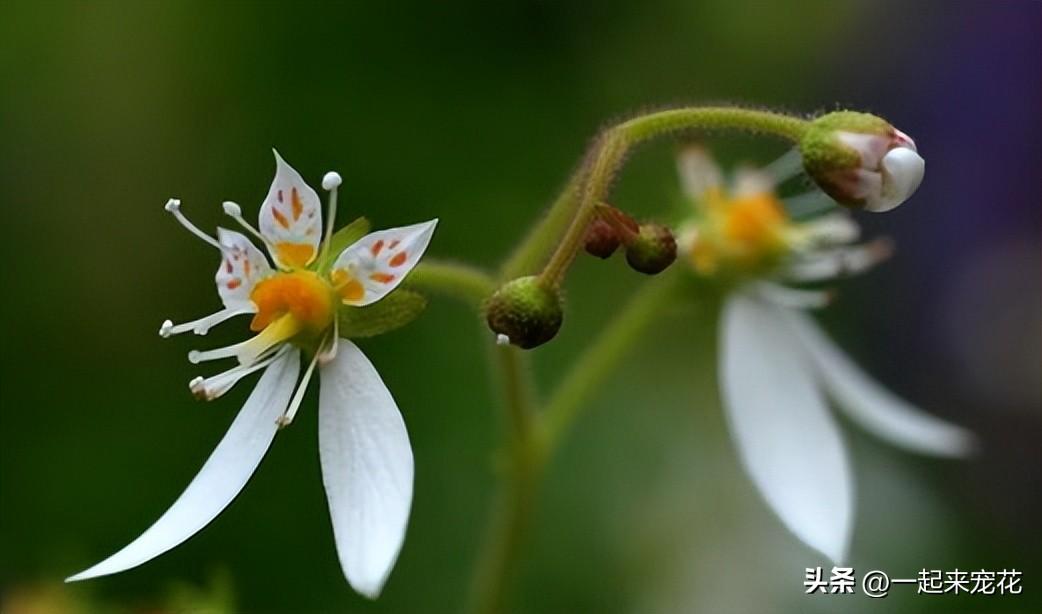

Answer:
[322,171,342,191]
[188,376,206,399]
[164,198,181,212]
[159,319,174,338]
[496,334,510,346]
[222,201,243,217]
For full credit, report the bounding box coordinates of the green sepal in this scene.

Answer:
[316,217,371,273]
[337,289,429,338]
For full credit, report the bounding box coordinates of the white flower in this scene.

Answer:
[66,151,437,598]
[677,147,974,563]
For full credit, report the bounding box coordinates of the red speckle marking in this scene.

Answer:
[291,187,303,220]
[369,272,395,284]
[389,239,400,249]
[389,252,408,267]
[227,278,242,290]
[277,189,283,203]
[272,207,290,229]
[371,240,385,257]
[224,260,234,273]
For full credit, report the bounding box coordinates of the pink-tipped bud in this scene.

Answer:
[800,112,925,213]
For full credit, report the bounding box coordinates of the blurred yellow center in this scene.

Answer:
[721,193,787,251]
[690,189,791,275]
[249,271,335,333]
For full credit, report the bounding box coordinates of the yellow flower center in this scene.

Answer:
[249,270,336,333]
[720,193,788,254]
[688,188,792,275]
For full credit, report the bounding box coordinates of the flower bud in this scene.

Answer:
[484,276,564,349]
[584,218,622,259]
[624,223,677,275]
[800,111,925,212]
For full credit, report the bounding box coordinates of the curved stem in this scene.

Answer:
[540,107,809,286]
[408,260,495,307]
[499,166,585,280]
[468,345,540,614]
[537,271,685,456]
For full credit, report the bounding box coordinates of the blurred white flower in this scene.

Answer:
[67,151,437,598]
[676,147,974,563]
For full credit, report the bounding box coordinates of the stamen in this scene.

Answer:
[754,281,832,309]
[188,339,249,364]
[319,171,342,263]
[190,345,289,401]
[222,201,277,253]
[761,148,804,185]
[276,347,322,428]
[165,198,223,250]
[159,306,254,338]
[784,238,894,282]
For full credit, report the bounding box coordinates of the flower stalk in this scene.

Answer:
[537,107,810,287]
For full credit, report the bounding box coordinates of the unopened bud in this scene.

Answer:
[584,218,621,258]
[585,204,640,259]
[800,111,924,212]
[624,223,677,275]
[484,276,564,349]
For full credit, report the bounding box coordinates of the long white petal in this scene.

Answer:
[720,293,853,563]
[784,310,976,457]
[66,349,301,582]
[318,340,413,598]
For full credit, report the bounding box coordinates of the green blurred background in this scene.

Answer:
[2,1,1039,612]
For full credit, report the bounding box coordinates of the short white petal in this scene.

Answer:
[675,146,723,200]
[720,293,853,563]
[66,349,301,582]
[319,340,413,598]
[259,150,323,267]
[215,227,272,308]
[867,147,925,212]
[784,310,976,457]
[329,220,438,307]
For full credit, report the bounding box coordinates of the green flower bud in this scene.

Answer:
[799,111,924,212]
[624,223,677,275]
[484,276,564,349]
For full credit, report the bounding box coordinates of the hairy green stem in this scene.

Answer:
[468,346,540,614]
[537,271,684,455]
[540,107,809,286]
[408,260,495,307]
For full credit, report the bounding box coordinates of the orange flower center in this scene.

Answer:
[249,271,336,333]
[721,193,787,252]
